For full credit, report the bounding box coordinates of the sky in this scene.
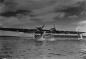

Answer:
[0,0,86,32]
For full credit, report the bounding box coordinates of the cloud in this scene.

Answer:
[76,20,86,32]
[0,16,35,27]
[0,9,32,17]
[54,1,86,17]
[79,20,86,24]
[0,0,86,28]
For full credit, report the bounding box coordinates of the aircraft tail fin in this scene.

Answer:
[53,24,56,30]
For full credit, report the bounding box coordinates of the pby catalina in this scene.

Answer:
[0,24,85,40]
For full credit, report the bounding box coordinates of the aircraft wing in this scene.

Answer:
[50,30,85,34]
[0,27,85,34]
[0,27,37,33]
[45,30,85,34]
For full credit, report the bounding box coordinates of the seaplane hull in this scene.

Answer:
[0,24,85,40]
[0,31,84,41]
[43,33,83,40]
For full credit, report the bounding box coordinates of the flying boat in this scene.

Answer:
[0,24,85,41]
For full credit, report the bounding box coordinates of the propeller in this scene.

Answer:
[36,24,45,31]
[34,24,46,39]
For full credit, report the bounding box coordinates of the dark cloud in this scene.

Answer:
[0,0,36,17]
[0,10,32,17]
[1,0,18,11]
[0,0,4,3]
[54,1,86,17]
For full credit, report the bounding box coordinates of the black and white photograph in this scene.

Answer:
[0,0,86,59]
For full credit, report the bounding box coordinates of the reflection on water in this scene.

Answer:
[80,40,86,59]
[0,36,86,59]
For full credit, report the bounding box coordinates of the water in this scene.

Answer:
[0,36,86,59]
